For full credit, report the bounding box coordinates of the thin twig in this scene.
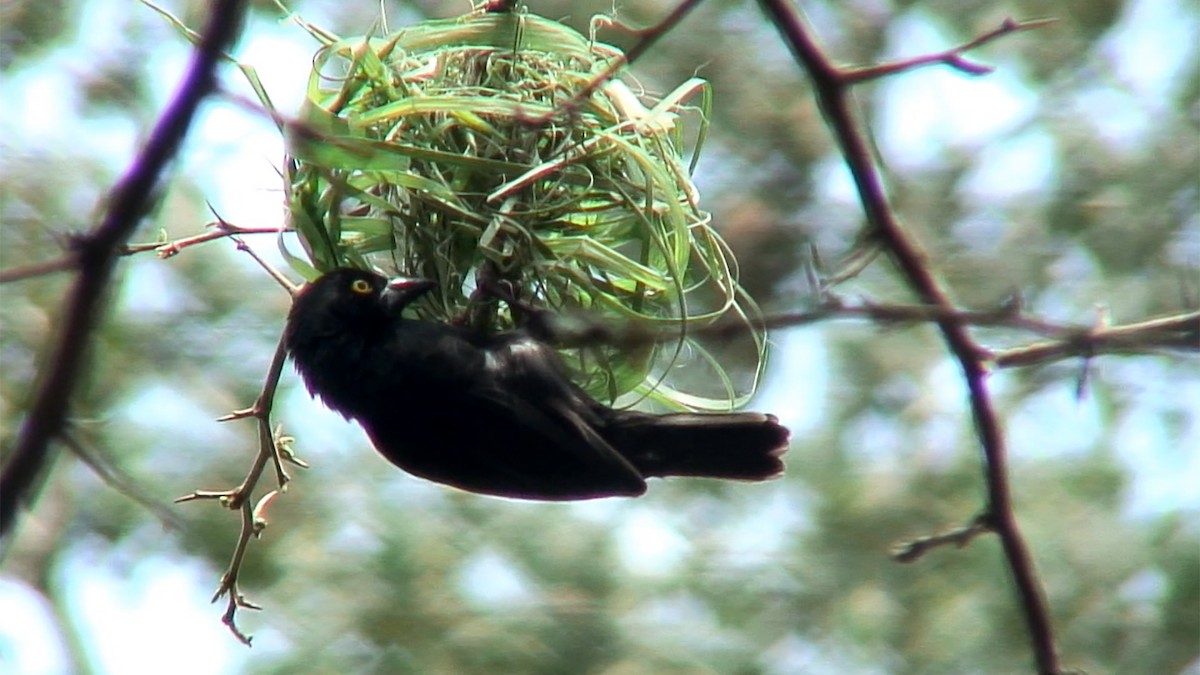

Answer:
[845,18,1057,84]
[822,242,882,287]
[0,254,80,283]
[535,292,1198,369]
[176,332,296,644]
[0,222,290,284]
[758,299,1051,339]
[0,0,250,538]
[993,311,1200,368]
[229,235,301,296]
[60,430,183,531]
[121,222,287,258]
[530,0,706,125]
[893,515,992,563]
[756,2,1061,671]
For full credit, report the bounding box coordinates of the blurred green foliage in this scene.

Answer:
[1,0,1196,673]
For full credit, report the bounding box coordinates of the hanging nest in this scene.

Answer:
[282,8,765,410]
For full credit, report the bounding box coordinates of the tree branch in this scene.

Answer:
[893,515,992,563]
[121,222,287,259]
[844,18,1056,84]
[175,332,302,644]
[60,430,183,531]
[993,310,1200,368]
[0,0,250,538]
[0,255,80,283]
[0,222,288,284]
[756,3,1061,672]
[531,0,705,124]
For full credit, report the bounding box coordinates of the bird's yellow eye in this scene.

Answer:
[350,279,373,295]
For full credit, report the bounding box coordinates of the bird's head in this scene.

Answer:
[285,268,436,344]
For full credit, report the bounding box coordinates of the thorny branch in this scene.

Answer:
[0,222,288,284]
[169,235,302,643]
[121,222,287,258]
[175,334,303,644]
[756,4,1063,673]
[0,0,250,538]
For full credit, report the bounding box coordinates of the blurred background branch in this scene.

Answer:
[0,0,250,538]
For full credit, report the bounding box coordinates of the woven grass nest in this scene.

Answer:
[282,8,766,410]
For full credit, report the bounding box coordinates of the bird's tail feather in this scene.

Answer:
[606,412,789,481]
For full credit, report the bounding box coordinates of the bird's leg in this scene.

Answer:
[463,262,504,333]
[476,272,561,343]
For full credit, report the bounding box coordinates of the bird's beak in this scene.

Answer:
[381,276,437,313]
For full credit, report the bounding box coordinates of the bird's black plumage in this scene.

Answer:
[284,268,789,500]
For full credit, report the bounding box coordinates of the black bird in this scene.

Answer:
[283,268,789,500]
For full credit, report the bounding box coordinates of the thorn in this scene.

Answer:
[218,407,258,422]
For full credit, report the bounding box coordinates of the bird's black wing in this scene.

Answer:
[365,323,646,500]
[466,333,648,499]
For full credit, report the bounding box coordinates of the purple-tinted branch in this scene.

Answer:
[0,0,250,537]
[755,1,1061,672]
[844,18,1055,84]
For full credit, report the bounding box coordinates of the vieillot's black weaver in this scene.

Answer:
[284,268,790,500]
